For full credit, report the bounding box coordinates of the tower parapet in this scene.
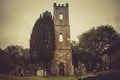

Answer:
[53,3,69,26]
[54,3,68,8]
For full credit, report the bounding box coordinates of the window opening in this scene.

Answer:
[59,34,63,42]
[59,13,63,20]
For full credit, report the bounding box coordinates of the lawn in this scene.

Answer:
[77,73,97,79]
[0,74,76,80]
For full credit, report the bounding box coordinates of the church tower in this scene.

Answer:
[51,3,73,76]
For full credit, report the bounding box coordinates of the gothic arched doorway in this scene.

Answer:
[59,62,64,76]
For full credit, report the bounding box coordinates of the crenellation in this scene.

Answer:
[54,3,56,7]
[62,4,64,7]
[58,4,60,7]
[66,3,68,7]
[54,3,68,8]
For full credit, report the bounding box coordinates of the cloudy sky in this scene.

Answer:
[0,0,120,49]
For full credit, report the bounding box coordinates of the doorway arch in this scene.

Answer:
[59,62,64,76]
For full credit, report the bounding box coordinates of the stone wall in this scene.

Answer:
[51,3,73,76]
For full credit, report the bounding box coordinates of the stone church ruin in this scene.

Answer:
[30,3,73,76]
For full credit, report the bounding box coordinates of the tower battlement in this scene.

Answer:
[53,3,69,25]
[54,3,68,8]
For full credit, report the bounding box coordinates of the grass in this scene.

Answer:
[78,73,97,79]
[0,74,76,80]
[0,73,97,80]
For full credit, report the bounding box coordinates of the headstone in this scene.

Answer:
[20,68,24,76]
[95,63,101,72]
[78,64,86,76]
[81,64,86,75]
[37,69,46,77]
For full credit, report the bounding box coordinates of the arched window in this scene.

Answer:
[59,13,63,20]
[59,34,63,42]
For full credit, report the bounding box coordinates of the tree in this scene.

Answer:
[21,48,30,65]
[5,45,24,65]
[4,45,30,73]
[0,48,14,74]
[30,11,55,70]
[71,41,80,68]
[72,25,120,71]
[0,45,30,74]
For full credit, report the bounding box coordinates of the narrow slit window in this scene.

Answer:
[59,34,63,42]
[59,13,63,20]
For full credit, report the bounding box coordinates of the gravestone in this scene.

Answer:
[37,69,46,77]
[78,64,86,76]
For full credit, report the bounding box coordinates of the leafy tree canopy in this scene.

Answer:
[0,45,30,74]
[72,25,120,70]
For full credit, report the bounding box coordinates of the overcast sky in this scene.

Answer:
[0,0,120,49]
